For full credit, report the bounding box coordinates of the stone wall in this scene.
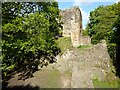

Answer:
[80,36,91,46]
[49,41,114,88]
[60,7,82,47]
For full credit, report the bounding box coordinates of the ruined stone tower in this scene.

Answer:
[60,7,82,47]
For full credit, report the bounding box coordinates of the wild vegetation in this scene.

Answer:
[1,1,120,88]
[85,2,120,77]
[56,37,72,54]
[93,78,120,88]
[1,2,62,81]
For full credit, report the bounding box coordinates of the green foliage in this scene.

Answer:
[86,3,119,44]
[93,78,120,88]
[56,37,72,54]
[86,2,120,73]
[2,2,62,80]
[82,29,89,36]
[2,2,36,24]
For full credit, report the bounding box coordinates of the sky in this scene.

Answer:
[58,0,120,29]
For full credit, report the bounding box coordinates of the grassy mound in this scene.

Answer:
[56,37,72,54]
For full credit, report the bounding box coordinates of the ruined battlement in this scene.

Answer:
[60,7,91,47]
[60,7,82,47]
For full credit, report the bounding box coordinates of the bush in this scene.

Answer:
[2,12,60,80]
[82,29,89,36]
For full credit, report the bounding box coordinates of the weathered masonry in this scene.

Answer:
[60,7,82,47]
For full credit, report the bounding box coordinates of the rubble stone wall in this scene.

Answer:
[60,7,82,47]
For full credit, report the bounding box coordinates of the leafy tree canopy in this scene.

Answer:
[86,2,120,76]
[1,1,62,81]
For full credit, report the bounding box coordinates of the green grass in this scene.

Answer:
[93,78,120,88]
[45,70,61,88]
[36,69,71,88]
[38,70,62,88]
[77,45,91,50]
[56,37,72,54]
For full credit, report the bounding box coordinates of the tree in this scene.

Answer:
[2,2,39,24]
[2,1,62,81]
[86,2,120,77]
[111,2,120,77]
[86,3,119,44]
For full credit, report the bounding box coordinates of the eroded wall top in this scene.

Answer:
[60,6,82,47]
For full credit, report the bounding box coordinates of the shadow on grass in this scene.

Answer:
[2,84,40,90]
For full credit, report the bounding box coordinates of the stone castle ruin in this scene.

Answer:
[7,7,114,88]
[60,7,91,47]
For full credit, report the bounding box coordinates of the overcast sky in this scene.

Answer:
[58,0,120,29]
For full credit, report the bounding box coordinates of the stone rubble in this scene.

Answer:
[50,42,113,88]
